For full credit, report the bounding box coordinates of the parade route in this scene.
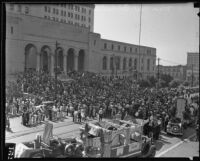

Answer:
[6,116,199,158]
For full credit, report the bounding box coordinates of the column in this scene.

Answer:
[36,53,40,72]
[74,51,78,71]
[63,54,67,73]
[50,53,54,76]
[120,57,123,74]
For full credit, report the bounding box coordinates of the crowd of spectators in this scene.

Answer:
[5,69,199,135]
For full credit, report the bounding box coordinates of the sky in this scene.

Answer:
[94,3,199,66]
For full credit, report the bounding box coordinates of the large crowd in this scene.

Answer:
[6,69,199,139]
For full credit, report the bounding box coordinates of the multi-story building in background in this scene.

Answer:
[6,3,156,80]
[186,52,199,86]
[7,3,95,32]
[157,65,186,81]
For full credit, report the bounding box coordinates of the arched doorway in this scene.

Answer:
[24,44,37,71]
[41,46,51,72]
[55,47,64,72]
[67,48,75,72]
[78,50,85,72]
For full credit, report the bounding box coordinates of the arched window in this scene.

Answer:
[103,56,107,70]
[110,57,114,70]
[123,58,126,70]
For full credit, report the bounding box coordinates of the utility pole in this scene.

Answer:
[55,41,59,105]
[157,57,160,89]
[138,4,142,81]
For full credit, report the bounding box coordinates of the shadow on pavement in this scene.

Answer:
[155,137,171,151]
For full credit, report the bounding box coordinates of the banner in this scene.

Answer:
[176,98,186,119]
[14,143,30,158]
[43,122,53,145]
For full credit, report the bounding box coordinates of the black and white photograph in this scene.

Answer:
[3,1,199,158]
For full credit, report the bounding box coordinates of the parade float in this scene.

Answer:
[79,119,156,158]
[13,122,85,158]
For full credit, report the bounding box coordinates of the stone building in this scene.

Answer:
[6,4,156,80]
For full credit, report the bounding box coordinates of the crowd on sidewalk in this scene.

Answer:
[6,69,199,138]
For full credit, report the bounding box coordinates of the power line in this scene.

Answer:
[159,58,185,66]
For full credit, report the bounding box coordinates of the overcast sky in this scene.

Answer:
[94,3,199,66]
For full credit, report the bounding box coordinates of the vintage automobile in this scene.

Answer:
[79,119,156,158]
[166,117,183,136]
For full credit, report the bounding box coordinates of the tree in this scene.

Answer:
[160,74,173,87]
[169,79,181,88]
[147,76,157,87]
[182,80,189,87]
[139,79,151,88]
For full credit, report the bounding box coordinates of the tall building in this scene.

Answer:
[156,65,186,81]
[6,3,95,32]
[186,52,199,86]
[6,4,156,80]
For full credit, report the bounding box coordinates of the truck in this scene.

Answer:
[79,119,156,158]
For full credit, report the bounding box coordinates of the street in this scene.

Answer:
[6,115,199,158]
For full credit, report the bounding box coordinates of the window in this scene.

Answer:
[68,12,70,17]
[17,5,21,12]
[103,56,107,70]
[25,6,29,14]
[116,57,120,70]
[129,58,132,67]
[11,26,13,34]
[130,47,132,52]
[124,46,126,52]
[78,15,80,20]
[81,16,83,21]
[44,15,47,19]
[61,10,63,16]
[110,57,114,70]
[71,13,73,18]
[53,8,56,14]
[94,40,96,46]
[56,9,59,15]
[88,17,91,23]
[104,43,107,49]
[52,17,55,21]
[10,4,14,10]
[48,7,51,13]
[123,58,127,70]
[111,44,114,50]
[134,59,137,70]
[89,9,91,15]
[147,59,150,71]
[44,6,47,12]
[118,45,120,51]
[64,11,66,16]
[135,48,137,53]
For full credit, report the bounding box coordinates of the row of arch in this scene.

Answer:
[24,44,85,73]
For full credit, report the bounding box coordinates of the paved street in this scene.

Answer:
[5,116,199,158]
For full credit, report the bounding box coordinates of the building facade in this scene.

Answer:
[7,3,95,32]
[6,4,156,80]
[186,52,199,85]
[157,65,186,81]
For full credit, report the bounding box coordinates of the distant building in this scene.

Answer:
[7,3,95,32]
[186,52,199,86]
[6,4,156,80]
[156,65,186,81]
